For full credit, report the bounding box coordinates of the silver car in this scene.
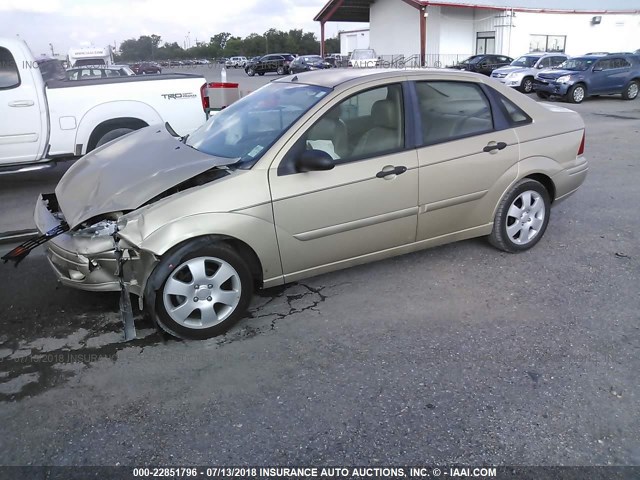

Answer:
[491,53,568,93]
[32,68,588,339]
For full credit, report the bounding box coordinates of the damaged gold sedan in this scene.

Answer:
[9,69,588,339]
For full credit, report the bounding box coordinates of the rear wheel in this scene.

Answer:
[622,80,639,100]
[95,127,134,148]
[246,67,255,76]
[489,179,551,253]
[567,84,586,103]
[152,242,254,340]
[276,66,285,75]
[519,77,534,94]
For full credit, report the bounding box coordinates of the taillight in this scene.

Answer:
[200,82,209,111]
[577,130,585,156]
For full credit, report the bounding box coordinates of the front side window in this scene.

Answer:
[0,47,20,89]
[300,83,404,164]
[186,82,330,168]
[415,81,493,146]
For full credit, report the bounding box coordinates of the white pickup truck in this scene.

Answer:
[0,38,208,173]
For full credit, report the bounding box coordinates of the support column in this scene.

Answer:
[420,7,427,66]
[321,21,326,57]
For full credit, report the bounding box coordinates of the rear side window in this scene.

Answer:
[415,81,494,146]
[0,47,20,89]
[497,95,532,126]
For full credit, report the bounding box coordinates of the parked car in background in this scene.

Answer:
[450,54,513,76]
[533,54,640,103]
[491,53,567,93]
[66,65,135,80]
[245,53,294,76]
[130,62,162,74]
[348,49,380,68]
[32,68,587,339]
[225,56,248,68]
[325,53,348,68]
[0,37,207,172]
[289,55,332,74]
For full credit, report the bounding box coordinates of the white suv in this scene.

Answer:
[225,56,247,68]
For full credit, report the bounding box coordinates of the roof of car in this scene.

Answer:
[274,67,487,88]
[68,65,129,70]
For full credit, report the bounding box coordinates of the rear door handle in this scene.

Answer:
[8,100,35,107]
[376,165,407,179]
[483,141,507,153]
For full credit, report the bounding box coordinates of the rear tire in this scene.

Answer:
[489,179,551,253]
[151,242,254,340]
[276,66,285,75]
[95,127,134,148]
[246,67,255,76]
[622,80,639,100]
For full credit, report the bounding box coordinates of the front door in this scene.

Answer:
[0,46,44,165]
[269,82,419,280]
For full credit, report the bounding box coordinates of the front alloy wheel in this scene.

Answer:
[489,179,551,253]
[152,242,253,339]
[520,77,534,94]
[568,84,586,103]
[622,80,639,100]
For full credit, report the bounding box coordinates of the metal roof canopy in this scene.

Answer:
[314,0,640,22]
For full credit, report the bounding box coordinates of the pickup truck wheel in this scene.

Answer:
[489,179,551,253]
[246,67,255,76]
[622,80,639,100]
[519,77,534,94]
[567,84,586,104]
[153,242,253,340]
[95,128,134,148]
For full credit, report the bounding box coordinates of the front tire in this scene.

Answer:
[489,179,551,253]
[151,242,254,340]
[622,80,639,100]
[567,84,586,103]
[519,77,534,94]
[276,66,285,75]
[246,67,255,76]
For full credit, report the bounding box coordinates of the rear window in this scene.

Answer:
[0,47,20,89]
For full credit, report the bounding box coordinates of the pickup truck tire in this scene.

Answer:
[622,80,639,100]
[95,128,134,148]
[246,67,255,76]
[152,241,254,340]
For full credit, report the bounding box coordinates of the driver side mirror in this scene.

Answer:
[537,64,545,69]
[295,149,335,173]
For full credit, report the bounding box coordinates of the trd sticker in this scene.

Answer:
[161,93,197,99]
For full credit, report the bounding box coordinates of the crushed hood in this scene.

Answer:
[537,69,574,79]
[55,126,236,228]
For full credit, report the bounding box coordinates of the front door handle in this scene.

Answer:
[8,100,35,107]
[483,141,507,153]
[376,165,407,179]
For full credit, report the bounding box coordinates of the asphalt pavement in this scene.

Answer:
[0,88,639,467]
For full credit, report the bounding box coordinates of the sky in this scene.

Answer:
[0,0,367,57]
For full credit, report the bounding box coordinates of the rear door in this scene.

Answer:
[413,80,520,241]
[0,46,46,165]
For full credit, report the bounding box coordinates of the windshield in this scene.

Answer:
[186,82,331,168]
[510,56,539,67]
[351,50,376,60]
[558,58,595,71]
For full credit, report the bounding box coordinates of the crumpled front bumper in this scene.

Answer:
[533,79,571,96]
[34,194,153,296]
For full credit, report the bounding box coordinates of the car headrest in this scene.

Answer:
[371,100,397,129]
